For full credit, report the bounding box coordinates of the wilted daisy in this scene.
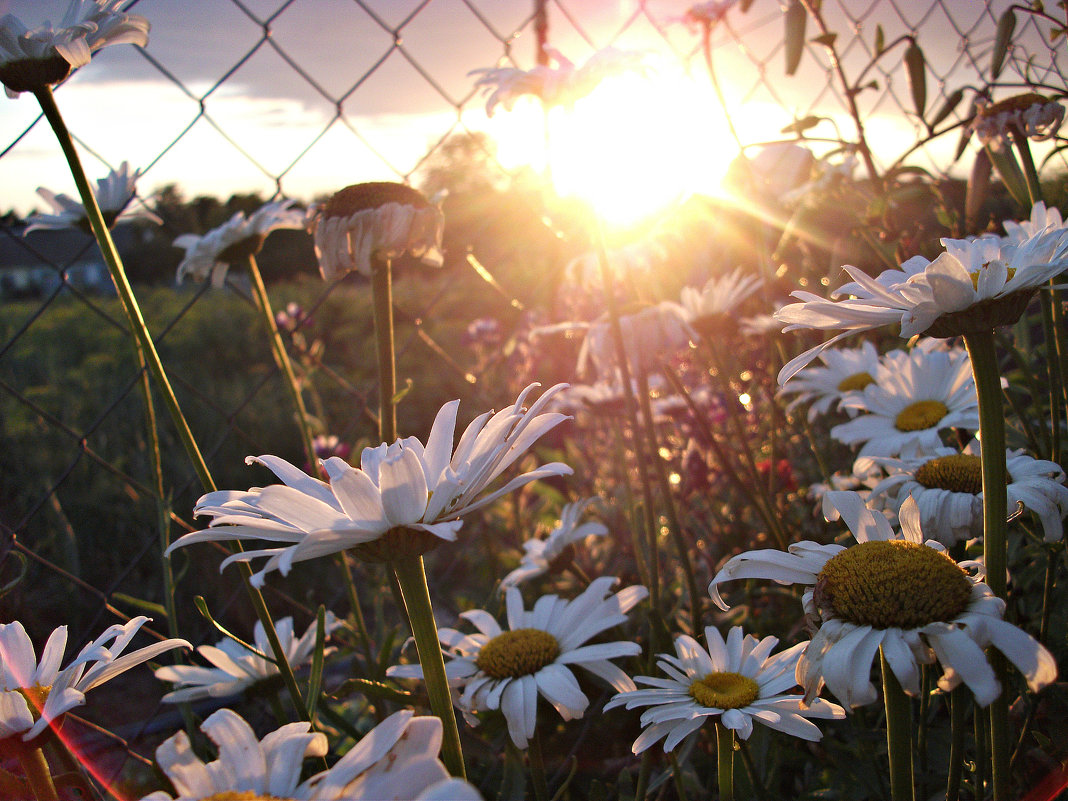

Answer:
[675,267,763,341]
[471,47,648,116]
[388,577,647,749]
[970,93,1065,151]
[777,340,882,422]
[499,497,609,591]
[0,0,149,97]
[0,617,188,742]
[155,614,341,704]
[867,440,1068,545]
[174,200,306,287]
[708,491,1057,707]
[167,384,572,583]
[308,182,443,281]
[829,346,979,458]
[604,626,844,752]
[141,708,481,801]
[25,161,160,234]
[774,224,1068,381]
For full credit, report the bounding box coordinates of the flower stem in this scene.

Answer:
[18,746,57,801]
[246,254,318,469]
[880,647,915,801]
[371,255,397,444]
[946,686,967,801]
[961,330,1011,801]
[736,738,767,801]
[716,722,735,801]
[392,555,466,778]
[529,729,550,801]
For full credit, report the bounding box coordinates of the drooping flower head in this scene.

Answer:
[140,708,481,801]
[604,626,844,752]
[155,614,341,704]
[970,93,1065,152]
[174,200,306,287]
[388,577,647,749]
[0,617,188,742]
[708,491,1057,708]
[308,182,443,281]
[499,497,609,591]
[26,161,161,234]
[167,384,572,583]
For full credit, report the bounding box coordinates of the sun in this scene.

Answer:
[488,61,736,227]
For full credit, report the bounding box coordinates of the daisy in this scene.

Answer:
[777,340,882,422]
[141,708,482,801]
[387,577,647,749]
[307,182,443,281]
[470,47,648,117]
[774,223,1068,382]
[0,0,149,97]
[867,439,1068,545]
[708,491,1057,707]
[1003,201,1067,243]
[675,267,763,341]
[25,161,160,233]
[155,613,341,704]
[970,93,1065,152]
[499,497,609,591]
[604,626,844,752]
[829,345,979,458]
[0,616,188,742]
[578,302,692,380]
[167,383,572,583]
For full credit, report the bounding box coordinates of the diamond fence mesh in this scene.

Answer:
[0,0,1063,787]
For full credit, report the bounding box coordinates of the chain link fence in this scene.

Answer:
[0,0,1064,789]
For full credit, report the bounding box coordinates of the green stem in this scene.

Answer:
[247,254,318,469]
[371,255,397,444]
[1011,127,1044,207]
[18,746,58,801]
[634,751,652,801]
[668,753,690,801]
[946,687,967,801]
[716,722,735,801]
[736,739,767,801]
[881,648,915,801]
[392,555,466,779]
[528,729,550,801]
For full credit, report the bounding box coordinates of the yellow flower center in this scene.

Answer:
[968,265,1016,290]
[895,400,949,432]
[17,685,51,721]
[688,672,760,709]
[915,454,984,494]
[218,234,267,264]
[475,629,561,680]
[322,182,431,219]
[815,540,972,629]
[837,371,875,392]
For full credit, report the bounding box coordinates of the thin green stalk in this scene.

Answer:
[247,253,317,468]
[1011,128,1044,208]
[880,648,915,801]
[716,721,735,801]
[736,739,767,801]
[607,417,651,590]
[1040,546,1059,644]
[917,667,930,801]
[529,730,550,801]
[371,255,397,444]
[336,555,377,675]
[634,751,652,801]
[392,555,466,779]
[18,746,57,801]
[668,753,690,801]
[974,701,988,798]
[962,330,1011,801]
[946,687,968,801]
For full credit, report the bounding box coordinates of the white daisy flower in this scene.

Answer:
[676,267,763,341]
[867,440,1068,545]
[578,302,692,380]
[387,577,647,749]
[0,616,188,742]
[174,200,305,287]
[829,346,979,458]
[499,497,609,591]
[0,0,149,97]
[708,491,1057,708]
[604,626,845,752]
[777,341,882,422]
[470,47,648,117]
[155,614,341,704]
[140,708,481,801]
[774,225,1068,382]
[307,182,443,281]
[1003,201,1068,244]
[25,161,160,234]
[167,384,573,584]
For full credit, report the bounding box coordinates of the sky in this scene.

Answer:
[0,0,1059,218]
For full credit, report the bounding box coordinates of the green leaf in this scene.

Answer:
[784,0,807,76]
[929,88,965,128]
[986,143,1032,208]
[875,24,885,55]
[331,677,413,703]
[904,41,927,117]
[992,9,1016,79]
[111,592,168,618]
[391,378,413,405]
[781,115,824,134]
[812,32,837,48]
